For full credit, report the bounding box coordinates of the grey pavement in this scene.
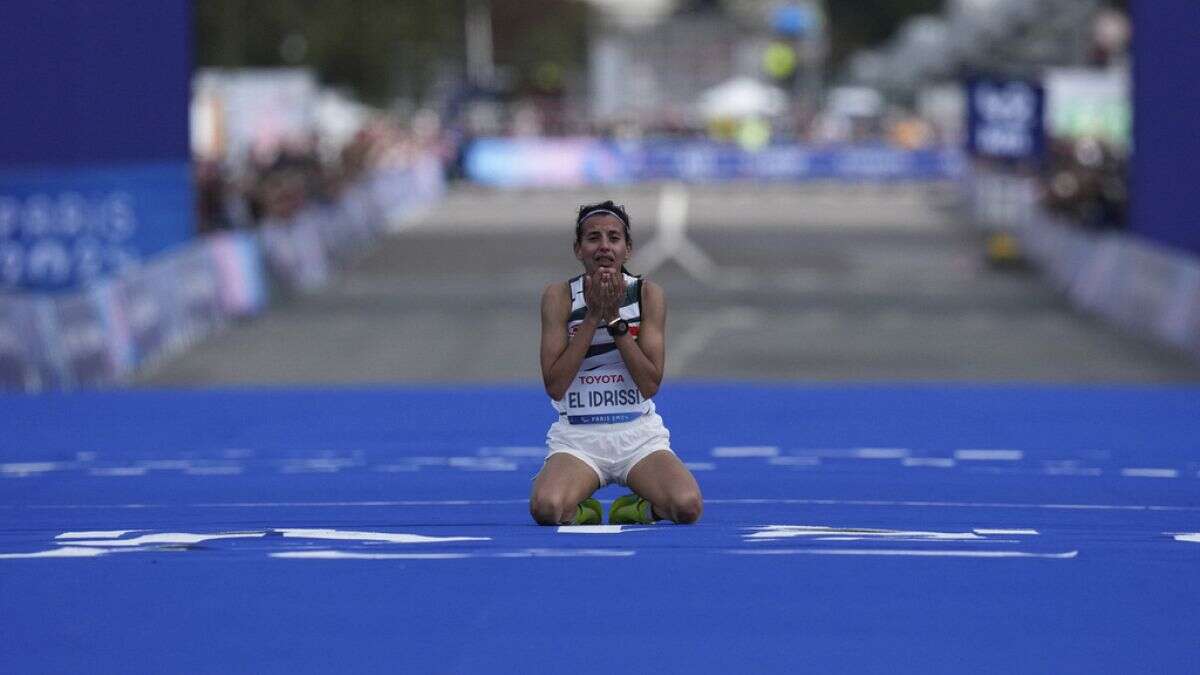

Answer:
[139,183,1200,386]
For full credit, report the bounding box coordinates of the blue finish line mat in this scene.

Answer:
[2,385,1198,673]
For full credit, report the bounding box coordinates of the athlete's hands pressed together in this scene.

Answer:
[584,268,625,324]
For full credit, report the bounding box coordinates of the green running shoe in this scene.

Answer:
[608,493,655,525]
[572,498,603,525]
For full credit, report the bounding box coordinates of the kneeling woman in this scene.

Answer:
[531,200,703,526]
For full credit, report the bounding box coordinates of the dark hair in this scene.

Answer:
[575,200,632,248]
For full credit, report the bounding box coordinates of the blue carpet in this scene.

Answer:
[2,384,1198,673]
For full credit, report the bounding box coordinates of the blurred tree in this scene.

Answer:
[196,0,588,106]
[824,0,944,67]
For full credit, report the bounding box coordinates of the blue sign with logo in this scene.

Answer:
[0,1,193,291]
[966,77,1045,162]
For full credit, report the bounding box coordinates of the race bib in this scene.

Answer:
[562,371,645,424]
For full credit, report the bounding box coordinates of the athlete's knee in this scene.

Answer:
[669,490,703,524]
[529,492,570,525]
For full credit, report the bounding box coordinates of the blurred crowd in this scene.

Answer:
[1042,137,1127,231]
[195,116,444,234]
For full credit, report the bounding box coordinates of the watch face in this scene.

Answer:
[608,319,629,336]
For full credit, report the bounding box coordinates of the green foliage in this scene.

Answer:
[825,0,945,66]
[194,0,587,105]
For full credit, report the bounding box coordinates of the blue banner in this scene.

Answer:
[0,162,193,291]
[0,1,193,291]
[465,139,963,187]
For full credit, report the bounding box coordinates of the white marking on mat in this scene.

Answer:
[1041,465,1102,476]
[712,446,779,458]
[448,457,519,471]
[88,467,147,477]
[557,525,628,534]
[57,530,139,540]
[852,448,910,459]
[707,498,1197,512]
[272,549,637,560]
[1171,533,1200,543]
[0,547,109,559]
[1,462,66,477]
[745,525,983,541]
[65,532,266,547]
[902,458,955,468]
[136,460,194,470]
[955,449,1024,461]
[477,447,545,457]
[276,529,489,544]
[185,465,244,476]
[1120,468,1178,479]
[495,548,635,558]
[21,498,1200,513]
[272,551,473,560]
[973,529,1039,535]
[684,462,716,471]
[728,548,1077,559]
[768,456,820,466]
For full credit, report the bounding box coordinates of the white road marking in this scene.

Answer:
[1120,468,1179,479]
[728,548,1078,559]
[635,183,717,280]
[712,446,779,458]
[667,307,766,377]
[955,449,1024,461]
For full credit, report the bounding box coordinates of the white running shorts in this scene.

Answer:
[544,411,674,487]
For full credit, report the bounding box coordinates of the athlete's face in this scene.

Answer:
[574,214,629,275]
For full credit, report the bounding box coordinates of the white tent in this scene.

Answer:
[697,77,788,120]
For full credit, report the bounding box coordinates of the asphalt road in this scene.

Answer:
[140,182,1200,386]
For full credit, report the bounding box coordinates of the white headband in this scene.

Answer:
[579,208,626,225]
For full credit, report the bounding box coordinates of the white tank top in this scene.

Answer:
[551,272,656,424]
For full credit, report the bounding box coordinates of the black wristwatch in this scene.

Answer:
[607,317,629,337]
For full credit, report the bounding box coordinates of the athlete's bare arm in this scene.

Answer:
[612,280,665,398]
[540,275,612,400]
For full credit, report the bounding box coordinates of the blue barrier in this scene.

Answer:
[465,138,965,187]
[965,165,1200,362]
[0,159,445,391]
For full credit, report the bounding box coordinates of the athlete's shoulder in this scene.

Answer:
[542,280,571,301]
[640,279,665,303]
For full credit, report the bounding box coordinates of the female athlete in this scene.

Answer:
[530,200,703,526]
